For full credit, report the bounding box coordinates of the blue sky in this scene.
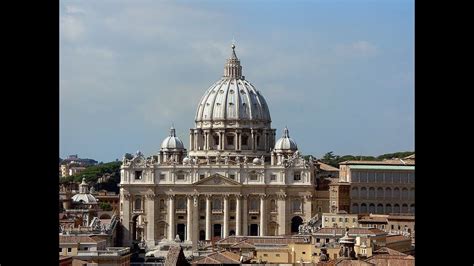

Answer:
[60,0,414,162]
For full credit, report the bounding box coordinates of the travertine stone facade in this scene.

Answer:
[119,44,318,248]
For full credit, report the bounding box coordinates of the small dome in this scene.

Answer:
[161,126,184,150]
[274,127,298,151]
[182,157,190,164]
[252,157,261,164]
[72,193,97,204]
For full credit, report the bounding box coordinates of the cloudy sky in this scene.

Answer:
[60,0,414,162]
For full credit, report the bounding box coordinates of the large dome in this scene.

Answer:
[195,44,271,127]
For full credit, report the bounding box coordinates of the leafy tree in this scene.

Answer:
[99,202,113,211]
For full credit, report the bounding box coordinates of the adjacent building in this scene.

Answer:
[338,156,415,215]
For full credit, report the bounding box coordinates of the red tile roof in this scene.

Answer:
[385,235,411,244]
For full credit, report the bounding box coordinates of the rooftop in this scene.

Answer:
[314,228,386,236]
[59,235,106,244]
[339,158,415,167]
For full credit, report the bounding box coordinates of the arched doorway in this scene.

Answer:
[291,216,303,234]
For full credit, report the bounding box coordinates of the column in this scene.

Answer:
[251,130,256,151]
[236,131,241,151]
[236,195,242,236]
[122,193,131,246]
[263,130,268,151]
[205,195,212,240]
[146,193,155,245]
[260,195,266,236]
[277,194,287,235]
[223,195,229,238]
[189,130,194,151]
[242,195,248,235]
[168,195,175,240]
[304,195,313,221]
[205,131,209,150]
[186,195,192,242]
[220,131,225,150]
[192,195,199,250]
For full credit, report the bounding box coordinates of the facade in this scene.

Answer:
[322,212,358,228]
[119,44,319,249]
[329,182,351,213]
[338,157,415,215]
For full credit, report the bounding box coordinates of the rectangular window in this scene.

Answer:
[302,252,306,254]
[242,135,248,146]
[294,172,301,181]
[332,218,335,222]
[339,218,343,222]
[250,174,258,181]
[178,216,184,219]
[251,216,257,220]
[345,218,348,222]
[229,174,235,180]
[199,174,205,180]
[67,248,72,252]
[270,174,276,181]
[263,254,268,257]
[200,216,205,220]
[230,216,235,220]
[276,254,280,257]
[326,238,329,243]
[84,247,88,251]
[391,225,394,230]
[316,238,320,243]
[177,174,185,180]
[135,171,143,180]
[160,174,166,180]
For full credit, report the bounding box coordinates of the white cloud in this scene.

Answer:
[334,40,378,57]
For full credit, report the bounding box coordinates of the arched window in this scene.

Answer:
[351,203,359,213]
[368,187,375,199]
[212,198,222,210]
[410,204,415,213]
[369,203,375,214]
[402,204,408,213]
[360,187,367,199]
[134,197,142,210]
[226,134,235,146]
[385,188,392,198]
[393,188,400,199]
[213,134,220,146]
[376,204,384,214]
[230,199,236,211]
[402,188,408,200]
[394,204,400,214]
[351,187,359,198]
[270,199,277,212]
[360,203,367,213]
[292,199,302,212]
[241,135,249,146]
[377,187,384,199]
[385,204,392,214]
[409,188,415,200]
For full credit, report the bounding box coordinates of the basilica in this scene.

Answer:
[119,44,319,249]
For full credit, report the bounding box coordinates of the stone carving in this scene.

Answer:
[261,155,265,164]
[206,156,210,165]
[298,214,320,234]
[224,156,229,164]
[235,156,240,164]
[243,156,248,164]
[175,234,181,242]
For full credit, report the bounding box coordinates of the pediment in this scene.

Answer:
[193,173,242,186]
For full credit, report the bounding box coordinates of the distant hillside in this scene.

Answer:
[59,161,122,192]
[317,151,414,168]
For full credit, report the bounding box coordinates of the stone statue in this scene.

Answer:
[224,156,229,164]
[261,155,265,164]
[235,156,240,164]
[216,153,221,163]
[206,156,210,165]
[243,156,248,164]
[175,234,181,242]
